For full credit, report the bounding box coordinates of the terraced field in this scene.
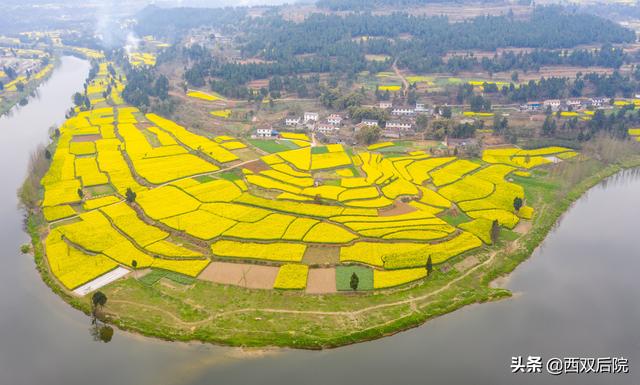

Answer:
[40,59,580,294]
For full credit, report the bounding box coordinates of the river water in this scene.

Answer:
[0,56,638,385]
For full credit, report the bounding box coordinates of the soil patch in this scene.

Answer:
[489,275,511,289]
[514,220,532,234]
[199,262,278,290]
[242,159,270,173]
[379,201,417,217]
[302,245,340,265]
[71,134,102,142]
[454,255,479,272]
[306,268,336,294]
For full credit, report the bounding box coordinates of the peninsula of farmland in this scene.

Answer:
[26,50,634,348]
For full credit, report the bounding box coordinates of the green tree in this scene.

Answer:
[416,115,429,131]
[490,220,500,244]
[542,116,556,136]
[350,272,359,291]
[356,126,381,145]
[154,75,170,100]
[73,92,84,106]
[125,188,137,203]
[426,255,433,275]
[91,291,108,317]
[513,196,523,212]
[77,188,84,199]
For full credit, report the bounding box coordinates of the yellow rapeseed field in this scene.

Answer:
[274,264,309,290]
[373,268,426,289]
[211,240,306,262]
[37,62,574,293]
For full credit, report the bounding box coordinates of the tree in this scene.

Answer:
[513,196,523,212]
[493,116,508,134]
[91,291,108,317]
[426,255,433,275]
[542,116,556,136]
[350,272,359,291]
[490,220,500,244]
[77,188,84,199]
[154,75,169,100]
[355,126,381,145]
[132,260,138,269]
[416,115,429,131]
[440,106,452,118]
[125,187,137,203]
[469,95,491,112]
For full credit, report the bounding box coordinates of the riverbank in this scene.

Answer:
[0,56,60,118]
[25,144,640,349]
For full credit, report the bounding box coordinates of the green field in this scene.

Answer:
[336,266,374,290]
[247,139,300,153]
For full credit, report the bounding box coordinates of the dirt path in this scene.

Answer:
[109,299,215,327]
[392,59,409,92]
[108,250,501,328]
[212,249,500,318]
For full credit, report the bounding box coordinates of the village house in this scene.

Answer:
[391,107,415,116]
[327,114,343,125]
[386,120,413,131]
[590,97,610,107]
[284,117,301,126]
[315,123,339,134]
[303,112,319,123]
[415,103,428,113]
[379,101,393,109]
[256,127,277,138]
[445,136,478,148]
[520,102,542,111]
[543,99,561,111]
[361,119,379,127]
[566,99,583,110]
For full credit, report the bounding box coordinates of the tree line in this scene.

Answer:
[174,6,633,98]
[441,45,626,75]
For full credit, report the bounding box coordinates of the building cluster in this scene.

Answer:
[521,97,612,112]
[355,102,429,139]
[255,111,343,139]
[283,111,343,133]
[254,102,431,141]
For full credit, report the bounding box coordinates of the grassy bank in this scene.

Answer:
[25,138,640,349]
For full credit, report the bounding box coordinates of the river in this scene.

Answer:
[0,56,638,385]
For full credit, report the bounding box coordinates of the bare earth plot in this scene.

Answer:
[200,262,279,290]
[306,268,337,294]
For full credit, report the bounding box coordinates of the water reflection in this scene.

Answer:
[90,322,114,344]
